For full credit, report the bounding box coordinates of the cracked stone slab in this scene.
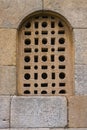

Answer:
[11,96,67,128]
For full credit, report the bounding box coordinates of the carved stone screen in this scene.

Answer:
[17,12,74,96]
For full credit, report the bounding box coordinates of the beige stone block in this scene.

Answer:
[44,0,87,28]
[68,96,87,128]
[0,0,42,28]
[0,29,17,65]
[0,96,10,128]
[73,29,87,65]
[75,65,87,95]
[11,96,67,128]
[0,66,16,95]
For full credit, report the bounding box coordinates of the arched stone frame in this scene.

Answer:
[17,10,74,96]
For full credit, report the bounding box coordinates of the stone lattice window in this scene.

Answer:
[17,11,74,96]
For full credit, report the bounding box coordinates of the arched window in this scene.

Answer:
[17,11,74,96]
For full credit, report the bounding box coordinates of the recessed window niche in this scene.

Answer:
[17,11,74,96]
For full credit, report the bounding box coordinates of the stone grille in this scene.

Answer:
[18,13,73,96]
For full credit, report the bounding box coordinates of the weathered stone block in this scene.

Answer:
[0,0,42,28]
[73,29,87,65]
[44,0,87,28]
[50,128,87,130]
[11,127,87,130]
[68,96,87,127]
[9,128,87,130]
[67,129,87,130]
[0,96,10,128]
[0,66,16,95]
[11,96,67,128]
[51,129,87,130]
[0,129,9,130]
[0,29,17,65]
[10,129,64,130]
[75,65,87,95]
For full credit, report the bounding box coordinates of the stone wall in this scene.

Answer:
[0,0,87,130]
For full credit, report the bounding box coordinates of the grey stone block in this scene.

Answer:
[51,129,87,130]
[0,66,16,95]
[75,65,87,95]
[51,128,87,130]
[66,128,87,130]
[44,0,87,28]
[11,96,67,128]
[10,128,49,130]
[73,29,87,65]
[0,0,42,28]
[9,128,87,130]
[0,96,10,128]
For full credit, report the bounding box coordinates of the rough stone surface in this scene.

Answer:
[0,66,16,95]
[75,65,87,95]
[10,129,64,130]
[1,128,87,130]
[0,0,42,28]
[52,129,87,130]
[51,129,87,130]
[11,96,67,128]
[68,96,87,127]
[0,96,10,128]
[0,29,17,65]
[44,0,87,28]
[10,129,50,130]
[73,29,87,65]
[67,129,87,130]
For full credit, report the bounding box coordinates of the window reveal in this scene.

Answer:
[18,12,74,96]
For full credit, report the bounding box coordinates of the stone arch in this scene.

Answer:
[17,10,74,96]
